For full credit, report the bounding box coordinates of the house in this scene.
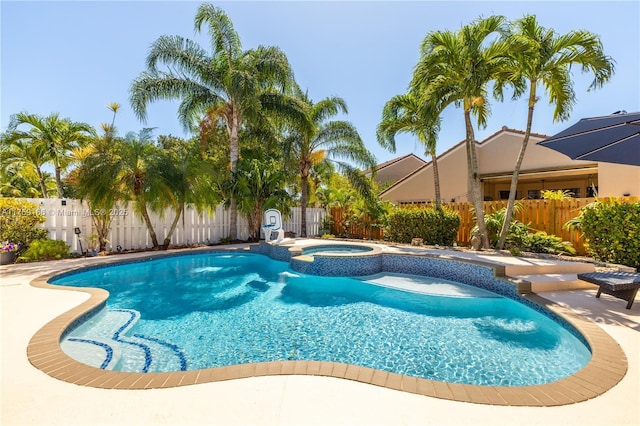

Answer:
[365,153,427,187]
[379,126,640,205]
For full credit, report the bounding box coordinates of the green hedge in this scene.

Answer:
[578,199,640,270]
[385,207,460,246]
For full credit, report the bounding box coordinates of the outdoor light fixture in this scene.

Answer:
[74,228,84,256]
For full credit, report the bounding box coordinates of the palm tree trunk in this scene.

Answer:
[139,203,159,248]
[300,172,309,237]
[89,206,112,252]
[55,166,64,198]
[464,109,489,249]
[250,204,262,241]
[163,203,184,247]
[496,83,537,250]
[228,112,239,241]
[36,167,48,198]
[431,150,442,210]
[99,218,110,252]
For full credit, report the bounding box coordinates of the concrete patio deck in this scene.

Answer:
[1,242,638,425]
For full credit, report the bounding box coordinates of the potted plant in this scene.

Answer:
[0,241,21,265]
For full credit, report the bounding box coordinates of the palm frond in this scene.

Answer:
[194,3,242,60]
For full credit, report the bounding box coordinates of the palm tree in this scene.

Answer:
[0,135,53,197]
[155,135,222,246]
[231,152,292,241]
[114,129,170,248]
[5,112,95,197]
[412,15,515,249]
[0,163,54,198]
[377,91,443,209]
[284,93,376,237]
[79,128,169,249]
[494,15,615,249]
[72,103,123,252]
[130,3,309,241]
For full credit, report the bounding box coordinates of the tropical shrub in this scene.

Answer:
[18,239,69,262]
[524,231,576,255]
[0,198,48,253]
[476,206,575,255]
[577,199,640,269]
[320,215,335,234]
[385,207,460,246]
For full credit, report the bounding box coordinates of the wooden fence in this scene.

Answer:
[330,197,639,255]
[17,198,326,253]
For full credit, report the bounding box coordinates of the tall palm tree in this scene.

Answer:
[494,15,615,249]
[377,91,443,209]
[284,93,376,237]
[412,15,515,249]
[5,112,95,197]
[130,3,309,241]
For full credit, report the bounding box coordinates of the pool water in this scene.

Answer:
[52,252,591,386]
[302,245,373,256]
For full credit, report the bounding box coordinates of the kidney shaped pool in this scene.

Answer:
[51,252,591,387]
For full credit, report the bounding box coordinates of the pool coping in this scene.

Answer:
[26,249,627,407]
[288,242,383,257]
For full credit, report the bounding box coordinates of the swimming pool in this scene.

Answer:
[51,252,591,386]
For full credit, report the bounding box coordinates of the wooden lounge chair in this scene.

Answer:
[577,271,640,309]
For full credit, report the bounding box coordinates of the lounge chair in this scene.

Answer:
[577,271,640,309]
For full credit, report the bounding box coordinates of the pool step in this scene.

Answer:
[511,273,598,293]
[503,259,597,293]
[503,260,595,276]
[61,309,187,372]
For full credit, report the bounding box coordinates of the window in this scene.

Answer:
[499,190,510,200]
[563,188,580,198]
[527,189,541,199]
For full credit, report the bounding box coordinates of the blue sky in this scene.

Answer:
[2,1,638,166]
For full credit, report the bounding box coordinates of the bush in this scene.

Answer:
[524,231,576,255]
[385,207,460,246]
[578,199,640,269]
[18,239,70,262]
[0,198,48,254]
[477,206,575,255]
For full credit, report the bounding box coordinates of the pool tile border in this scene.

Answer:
[26,249,627,406]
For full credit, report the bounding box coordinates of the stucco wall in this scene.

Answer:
[597,163,640,197]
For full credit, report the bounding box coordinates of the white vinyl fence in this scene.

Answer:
[22,198,326,253]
